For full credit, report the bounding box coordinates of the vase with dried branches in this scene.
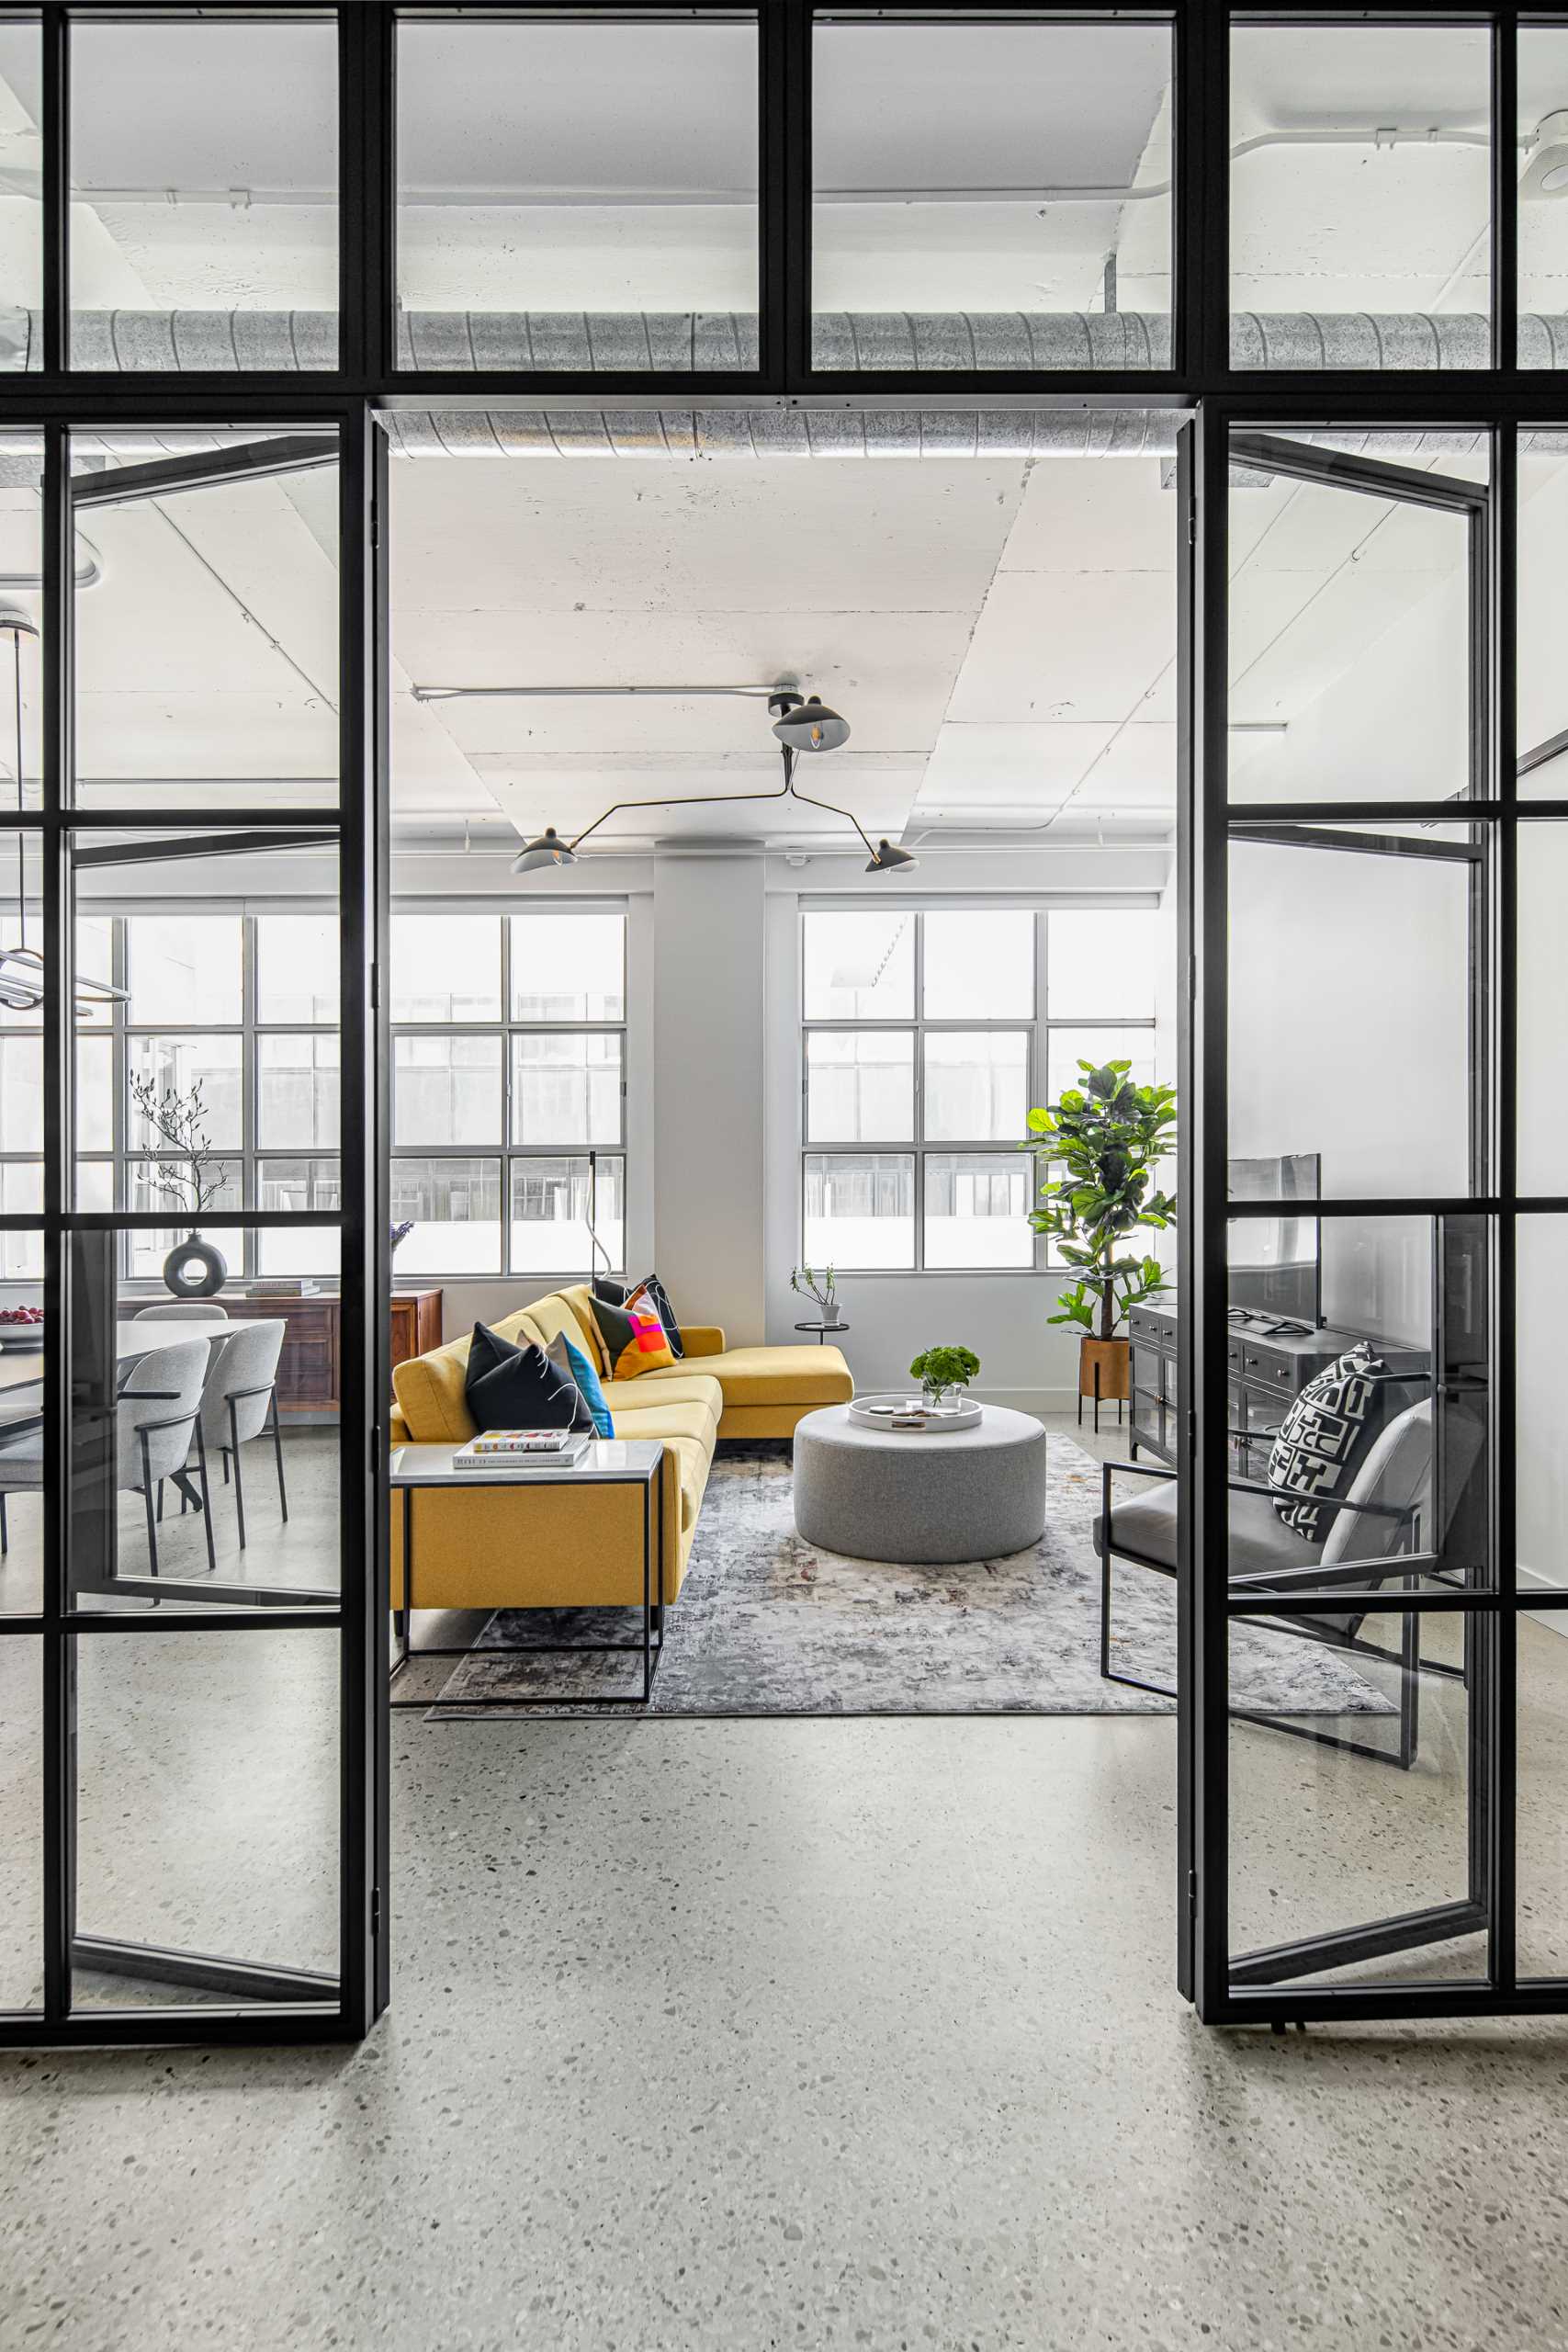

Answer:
[130,1073,232,1299]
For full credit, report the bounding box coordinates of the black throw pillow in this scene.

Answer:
[1266,1342,1393,1545]
[593,1271,683,1359]
[463,1322,592,1437]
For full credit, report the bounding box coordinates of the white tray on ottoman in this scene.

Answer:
[792,1401,1048,1565]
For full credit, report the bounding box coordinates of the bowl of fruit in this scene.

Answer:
[0,1306,44,1351]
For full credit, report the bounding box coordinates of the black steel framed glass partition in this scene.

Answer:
[0,0,1562,2042]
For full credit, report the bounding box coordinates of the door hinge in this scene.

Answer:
[370,1421,382,1476]
[1185,1408,1196,1457]
[368,959,379,1011]
[371,1886,382,1936]
[1187,1868,1198,1918]
[1187,503,1197,548]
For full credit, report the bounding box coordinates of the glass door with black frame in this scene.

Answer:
[1178,421,1511,2025]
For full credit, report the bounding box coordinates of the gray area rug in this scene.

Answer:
[429,1435,1396,1719]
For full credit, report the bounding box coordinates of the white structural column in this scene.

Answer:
[653,855,769,1345]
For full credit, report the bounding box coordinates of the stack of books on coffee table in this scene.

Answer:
[452,1428,591,1474]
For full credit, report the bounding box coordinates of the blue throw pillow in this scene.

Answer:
[545,1330,615,1439]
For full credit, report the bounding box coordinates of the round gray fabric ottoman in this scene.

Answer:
[792,1403,1048,1565]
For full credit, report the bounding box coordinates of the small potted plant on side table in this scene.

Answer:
[1022,1060,1177,1430]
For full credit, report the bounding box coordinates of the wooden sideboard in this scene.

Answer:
[219,1288,443,1419]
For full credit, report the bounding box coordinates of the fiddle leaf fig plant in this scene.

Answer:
[1022,1061,1178,1341]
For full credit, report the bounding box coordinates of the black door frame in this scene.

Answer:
[1,0,1562,2043]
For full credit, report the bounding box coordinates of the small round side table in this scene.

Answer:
[795,1320,849,1346]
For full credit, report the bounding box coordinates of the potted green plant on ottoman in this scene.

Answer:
[909,1343,979,1410]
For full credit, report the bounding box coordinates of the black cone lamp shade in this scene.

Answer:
[771,693,851,753]
[512,825,578,875]
[865,838,918,874]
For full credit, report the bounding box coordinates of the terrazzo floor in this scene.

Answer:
[4,1416,1568,2348]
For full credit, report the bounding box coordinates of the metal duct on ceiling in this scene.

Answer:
[9,308,1568,466]
[24,304,1568,380]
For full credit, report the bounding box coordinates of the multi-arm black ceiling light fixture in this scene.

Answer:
[510,688,917,876]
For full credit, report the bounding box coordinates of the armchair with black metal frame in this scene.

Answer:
[1094,1375,1484,1773]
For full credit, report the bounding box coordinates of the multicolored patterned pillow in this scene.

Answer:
[589,1290,678,1381]
[1266,1342,1392,1544]
[593,1272,683,1359]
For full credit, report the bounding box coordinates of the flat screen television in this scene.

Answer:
[1227,1153,1322,1327]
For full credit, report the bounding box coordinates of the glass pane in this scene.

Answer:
[812,17,1171,369]
[805,1030,913,1144]
[391,1155,502,1276]
[510,912,626,1022]
[393,1034,502,1149]
[922,1031,1029,1143]
[256,913,339,1024]
[1046,1028,1156,1106]
[1517,1216,1568,1619]
[74,1029,111,1155]
[1518,825,1568,1189]
[127,1033,243,1152]
[390,912,500,1023]
[0,1162,38,1274]
[0,18,39,367]
[804,1151,914,1271]
[510,1032,622,1148]
[1518,1595,1568,1978]
[1230,23,1491,368]
[0,1640,40,2008]
[1226,1610,1484,1986]
[126,915,243,1027]
[1228,829,1475,1200]
[0,1029,36,1151]
[257,1161,340,1279]
[924,1150,1032,1270]
[1518,439,1568,794]
[1226,437,1480,805]
[923,910,1033,1019]
[1519,33,1568,365]
[397,15,758,368]
[1047,910,1160,1020]
[259,1034,339,1150]
[0,1297,43,1612]
[69,16,338,370]
[802,910,913,1022]
[72,1630,339,2003]
[1221,1212,1489,1583]
[510,1154,624,1277]
[72,431,340,810]
[63,1227,339,1608]
[125,1162,244,1283]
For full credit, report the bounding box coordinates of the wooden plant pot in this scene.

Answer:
[1077,1336,1130,1430]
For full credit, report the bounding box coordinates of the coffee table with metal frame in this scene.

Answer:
[389,1438,665,1710]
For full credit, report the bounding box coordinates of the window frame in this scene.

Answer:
[798,904,1159,1275]
[388,901,629,1281]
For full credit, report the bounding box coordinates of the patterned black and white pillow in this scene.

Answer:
[1266,1343,1390,1544]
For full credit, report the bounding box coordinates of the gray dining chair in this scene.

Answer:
[199,1317,288,1548]
[0,1337,217,1577]
[134,1302,230,1323]
[1096,1392,1485,1770]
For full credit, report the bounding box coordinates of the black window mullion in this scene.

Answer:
[1493,7,1518,379]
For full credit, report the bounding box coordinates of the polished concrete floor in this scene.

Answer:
[5,1415,1568,2347]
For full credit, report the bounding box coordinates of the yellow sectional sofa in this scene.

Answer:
[389,1284,852,1613]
